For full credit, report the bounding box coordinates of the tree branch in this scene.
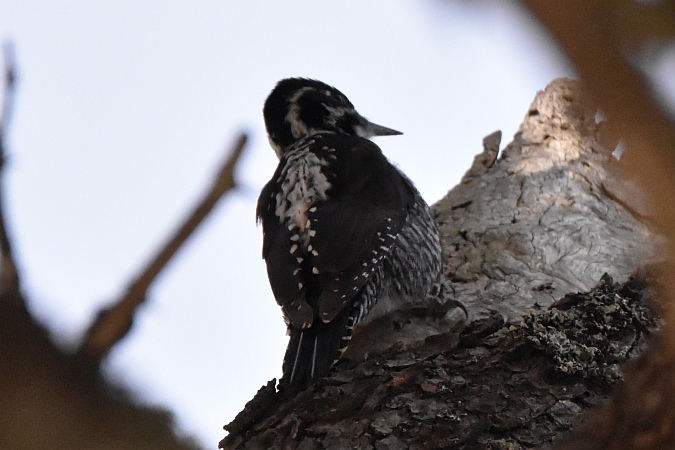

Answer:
[78,133,248,362]
[0,40,20,300]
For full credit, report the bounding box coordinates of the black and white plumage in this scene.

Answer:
[257,78,442,392]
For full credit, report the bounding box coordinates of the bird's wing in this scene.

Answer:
[257,175,314,327]
[307,136,415,322]
[257,135,416,326]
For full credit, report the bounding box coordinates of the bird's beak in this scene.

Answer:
[356,117,403,138]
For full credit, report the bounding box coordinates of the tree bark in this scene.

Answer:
[219,78,661,450]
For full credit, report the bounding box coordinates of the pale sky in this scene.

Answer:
[0,1,587,447]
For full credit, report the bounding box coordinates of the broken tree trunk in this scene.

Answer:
[219,78,661,450]
[435,78,657,321]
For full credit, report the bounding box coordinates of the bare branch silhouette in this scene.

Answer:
[78,133,248,362]
[0,40,20,300]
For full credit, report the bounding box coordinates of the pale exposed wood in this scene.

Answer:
[434,78,660,321]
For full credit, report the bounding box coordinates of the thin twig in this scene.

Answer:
[0,41,20,297]
[78,133,248,362]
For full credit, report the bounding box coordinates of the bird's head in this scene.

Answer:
[263,78,401,158]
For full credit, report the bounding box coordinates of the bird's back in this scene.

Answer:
[258,134,441,392]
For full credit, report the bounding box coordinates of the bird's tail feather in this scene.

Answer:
[279,305,355,393]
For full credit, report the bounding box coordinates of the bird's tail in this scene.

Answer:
[279,305,356,393]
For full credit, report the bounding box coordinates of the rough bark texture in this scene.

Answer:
[219,79,661,449]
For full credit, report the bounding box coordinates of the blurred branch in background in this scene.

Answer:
[78,133,248,363]
[0,43,248,449]
[0,41,19,300]
[519,1,675,449]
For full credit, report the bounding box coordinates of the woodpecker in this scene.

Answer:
[257,78,442,392]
